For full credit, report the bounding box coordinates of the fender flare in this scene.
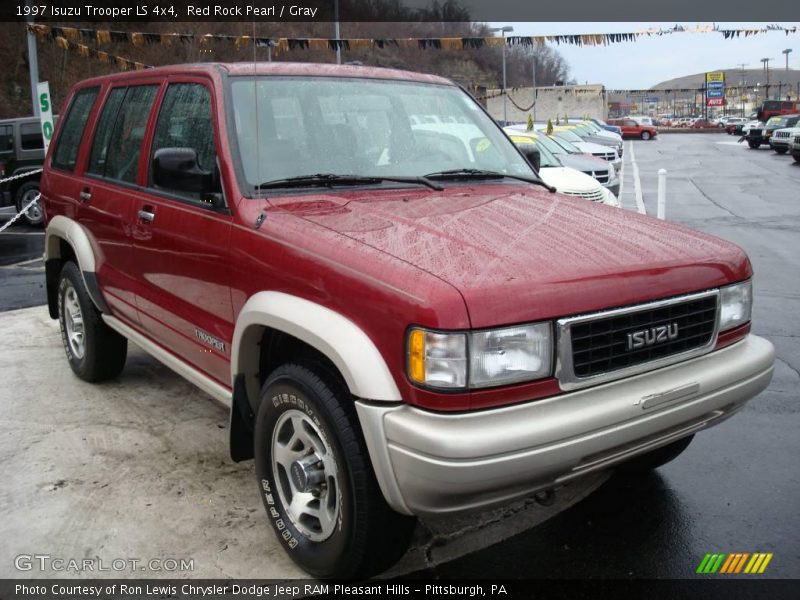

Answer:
[231,291,402,410]
[45,215,109,315]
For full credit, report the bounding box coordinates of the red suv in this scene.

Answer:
[41,63,774,579]
[608,118,659,140]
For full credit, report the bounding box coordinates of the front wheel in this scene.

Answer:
[774,147,788,155]
[15,181,44,227]
[254,362,415,579]
[793,152,800,163]
[618,434,695,472]
[747,140,760,149]
[641,131,651,140]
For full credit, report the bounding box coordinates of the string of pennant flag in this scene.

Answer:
[46,34,151,71]
[28,22,798,56]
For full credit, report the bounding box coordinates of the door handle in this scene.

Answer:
[79,189,91,203]
[138,209,155,223]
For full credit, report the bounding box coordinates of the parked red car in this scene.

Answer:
[608,118,659,140]
[40,63,774,579]
[691,119,718,129]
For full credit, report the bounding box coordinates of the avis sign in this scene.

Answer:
[706,71,725,107]
[37,81,54,153]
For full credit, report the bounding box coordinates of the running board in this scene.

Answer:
[102,315,232,407]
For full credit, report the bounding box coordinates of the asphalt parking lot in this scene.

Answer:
[0,133,798,580]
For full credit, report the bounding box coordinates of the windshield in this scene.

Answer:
[506,135,561,167]
[548,135,581,154]
[553,129,584,144]
[766,117,788,127]
[228,76,534,191]
[527,132,568,156]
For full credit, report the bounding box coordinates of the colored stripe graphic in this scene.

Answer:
[700,552,773,574]
[697,553,727,574]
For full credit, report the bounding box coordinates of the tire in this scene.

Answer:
[57,262,127,382]
[747,140,760,149]
[254,362,415,579]
[793,153,800,163]
[641,131,651,140]
[618,434,695,472]
[774,147,787,155]
[14,181,44,227]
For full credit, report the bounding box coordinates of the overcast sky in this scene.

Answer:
[487,22,799,88]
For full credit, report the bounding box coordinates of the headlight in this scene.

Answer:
[407,329,466,389]
[719,280,752,331]
[407,323,552,390]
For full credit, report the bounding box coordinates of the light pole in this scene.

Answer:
[334,0,341,65]
[761,58,772,100]
[783,48,792,71]
[737,63,747,117]
[489,26,513,123]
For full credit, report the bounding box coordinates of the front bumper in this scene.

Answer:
[605,180,620,197]
[770,137,791,149]
[356,335,774,517]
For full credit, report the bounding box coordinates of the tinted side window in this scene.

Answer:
[0,125,12,153]
[102,85,158,183]
[150,83,216,197]
[52,87,98,171]
[20,123,44,150]
[87,87,127,177]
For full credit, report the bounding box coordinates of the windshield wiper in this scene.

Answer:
[423,169,556,193]
[256,173,443,191]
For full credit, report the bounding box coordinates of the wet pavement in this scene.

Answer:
[0,221,45,311]
[1,135,798,581]
[411,134,800,579]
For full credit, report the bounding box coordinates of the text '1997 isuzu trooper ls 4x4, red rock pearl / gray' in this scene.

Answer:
[39,63,775,579]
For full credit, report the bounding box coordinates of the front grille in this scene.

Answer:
[795,135,800,145]
[583,170,610,184]
[565,188,605,202]
[569,294,718,379]
[749,128,762,137]
[775,131,790,138]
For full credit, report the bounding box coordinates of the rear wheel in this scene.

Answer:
[14,181,43,227]
[618,435,694,472]
[641,131,651,140]
[57,261,127,382]
[254,362,415,579]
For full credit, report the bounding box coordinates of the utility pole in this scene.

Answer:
[761,57,772,100]
[26,0,40,117]
[783,48,792,71]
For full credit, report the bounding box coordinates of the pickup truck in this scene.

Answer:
[607,118,658,140]
[40,63,775,579]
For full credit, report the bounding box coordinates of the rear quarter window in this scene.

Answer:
[20,122,44,150]
[52,87,99,172]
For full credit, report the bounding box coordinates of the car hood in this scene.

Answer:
[574,141,618,157]
[556,154,615,175]
[539,167,602,194]
[268,184,751,328]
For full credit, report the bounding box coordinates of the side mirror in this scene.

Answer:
[153,147,219,197]
[519,145,541,171]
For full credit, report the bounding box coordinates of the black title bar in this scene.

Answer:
[3,0,799,22]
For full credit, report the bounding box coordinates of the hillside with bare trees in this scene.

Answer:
[0,20,570,118]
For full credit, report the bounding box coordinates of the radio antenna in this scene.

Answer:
[253,19,262,200]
